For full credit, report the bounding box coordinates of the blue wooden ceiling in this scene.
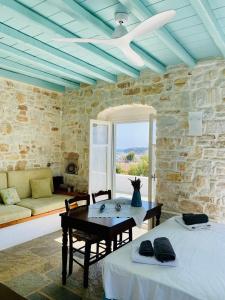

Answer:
[0,0,224,92]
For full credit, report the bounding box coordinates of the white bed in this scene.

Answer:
[102,217,225,300]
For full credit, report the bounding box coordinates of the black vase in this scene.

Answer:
[131,190,142,207]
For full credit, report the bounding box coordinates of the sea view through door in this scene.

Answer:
[114,121,149,200]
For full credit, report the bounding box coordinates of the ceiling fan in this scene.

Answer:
[54,10,176,67]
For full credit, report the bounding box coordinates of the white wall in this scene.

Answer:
[0,214,61,250]
[116,174,148,197]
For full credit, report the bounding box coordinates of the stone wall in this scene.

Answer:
[0,78,62,174]
[62,59,225,221]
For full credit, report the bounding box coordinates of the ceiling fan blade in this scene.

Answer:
[124,10,176,41]
[120,44,144,67]
[53,37,118,46]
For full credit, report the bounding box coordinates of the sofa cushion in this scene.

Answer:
[0,187,20,205]
[30,178,52,199]
[0,172,7,204]
[7,168,53,199]
[0,204,31,225]
[0,172,7,190]
[17,194,67,215]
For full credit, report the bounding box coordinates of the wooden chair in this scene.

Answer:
[92,190,133,250]
[65,194,106,288]
[92,189,111,204]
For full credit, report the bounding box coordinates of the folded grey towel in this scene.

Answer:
[182,213,208,225]
[154,237,176,263]
[139,240,154,257]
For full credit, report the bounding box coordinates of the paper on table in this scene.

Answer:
[131,246,177,267]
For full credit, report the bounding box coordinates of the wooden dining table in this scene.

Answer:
[60,200,163,285]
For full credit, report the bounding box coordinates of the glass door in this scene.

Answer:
[89,120,112,194]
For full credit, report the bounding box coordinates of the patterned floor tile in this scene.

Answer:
[41,283,82,300]
[27,292,51,300]
[0,227,148,299]
[4,272,51,297]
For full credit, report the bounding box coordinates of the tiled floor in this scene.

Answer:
[0,227,147,300]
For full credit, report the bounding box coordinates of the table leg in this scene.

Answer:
[62,225,68,285]
[156,209,161,226]
[113,236,117,251]
[105,239,112,255]
[128,228,133,242]
[152,217,155,228]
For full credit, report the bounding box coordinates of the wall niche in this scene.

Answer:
[63,152,79,175]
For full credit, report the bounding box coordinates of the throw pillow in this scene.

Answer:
[30,178,52,199]
[0,187,21,205]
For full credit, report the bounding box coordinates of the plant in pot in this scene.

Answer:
[129,177,142,207]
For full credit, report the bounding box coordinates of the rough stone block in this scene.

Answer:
[117,82,131,89]
[179,199,203,213]
[123,87,140,95]
[174,78,187,87]
[15,160,27,170]
[166,172,182,182]
[0,144,9,152]
[142,83,163,94]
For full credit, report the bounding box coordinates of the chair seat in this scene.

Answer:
[73,230,100,242]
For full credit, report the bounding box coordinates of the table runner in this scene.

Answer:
[88,198,146,226]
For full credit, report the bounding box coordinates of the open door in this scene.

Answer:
[148,116,157,202]
[89,120,112,194]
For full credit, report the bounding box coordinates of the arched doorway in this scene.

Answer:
[89,104,157,202]
[97,104,156,122]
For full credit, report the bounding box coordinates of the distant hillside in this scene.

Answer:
[117,147,148,154]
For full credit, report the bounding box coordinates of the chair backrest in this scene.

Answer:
[92,190,111,204]
[65,193,90,212]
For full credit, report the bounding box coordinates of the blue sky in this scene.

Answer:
[116,122,149,149]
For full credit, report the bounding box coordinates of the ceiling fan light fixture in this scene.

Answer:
[114,12,128,25]
[111,24,128,38]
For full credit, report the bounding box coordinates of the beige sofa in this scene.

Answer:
[0,168,67,226]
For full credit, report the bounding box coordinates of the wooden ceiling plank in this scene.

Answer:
[0,56,79,88]
[119,0,196,67]
[58,0,166,73]
[0,21,116,83]
[0,42,95,84]
[0,67,65,92]
[190,0,225,57]
[0,0,138,78]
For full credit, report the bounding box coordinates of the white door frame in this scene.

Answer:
[112,123,116,198]
[148,115,157,202]
[89,117,157,202]
[88,119,112,195]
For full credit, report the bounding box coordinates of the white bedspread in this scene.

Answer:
[102,217,225,300]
